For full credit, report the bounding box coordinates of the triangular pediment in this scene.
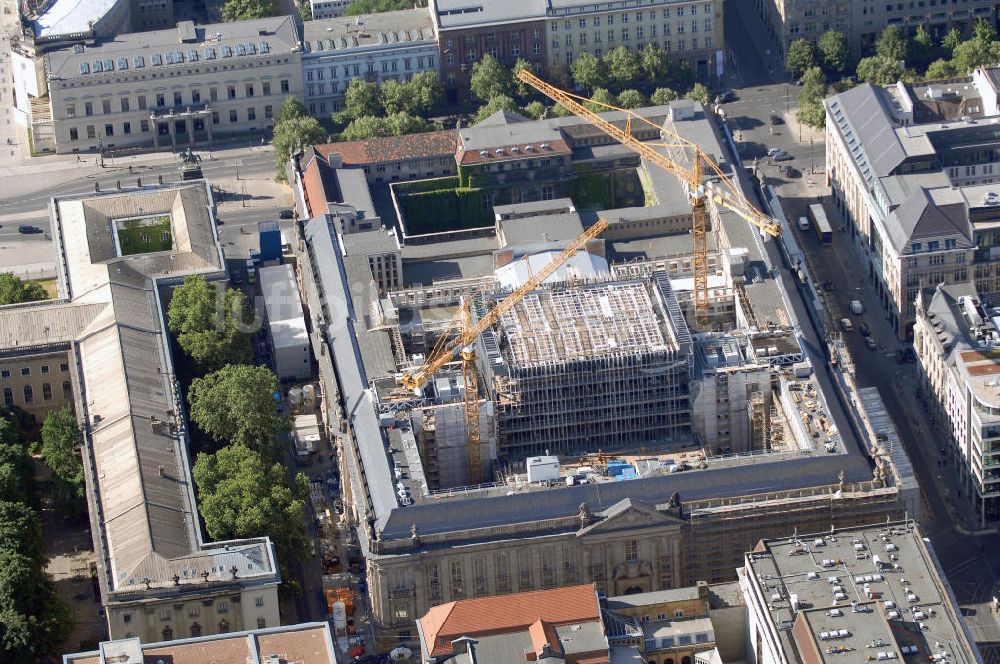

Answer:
[576,497,680,537]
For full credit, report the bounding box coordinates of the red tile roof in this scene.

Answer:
[457,138,571,166]
[418,584,601,657]
[317,129,457,167]
[301,149,336,218]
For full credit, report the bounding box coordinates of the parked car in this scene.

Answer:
[840,318,853,332]
[822,280,834,292]
[278,209,294,220]
[716,89,736,103]
[772,150,793,162]
[784,165,801,178]
[859,322,871,337]
[17,225,42,234]
[769,113,783,125]
[865,336,877,350]
[767,147,783,157]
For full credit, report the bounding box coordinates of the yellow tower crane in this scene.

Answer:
[517,70,782,327]
[400,217,610,484]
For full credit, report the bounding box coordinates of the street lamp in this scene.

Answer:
[97,135,104,168]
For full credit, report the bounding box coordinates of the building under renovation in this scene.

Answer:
[480,275,693,459]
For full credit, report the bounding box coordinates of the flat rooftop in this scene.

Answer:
[745,523,981,664]
[301,8,435,53]
[496,281,675,367]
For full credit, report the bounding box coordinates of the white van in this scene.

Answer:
[797,216,810,231]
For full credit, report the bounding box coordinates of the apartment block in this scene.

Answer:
[41,17,302,154]
[825,75,1000,339]
[545,0,723,80]
[753,0,1000,59]
[741,522,981,664]
[309,0,351,20]
[301,9,438,116]
[914,283,1000,525]
[429,0,548,103]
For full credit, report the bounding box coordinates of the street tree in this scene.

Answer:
[951,37,1000,74]
[549,103,575,117]
[0,274,47,306]
[511,58,536,98]
[616,89,647,109]
[340,115,390,140]
[925,58,958,80]
[220,0,277,21]
[797,66,828,127]
[475,95,521,123]
[470,54,513,102]
[276,97,307,125]
[604,46,641,87]
[686,83,711,106]
[167,276,252,371]
[0,443,30,505]
[40,407,82,490]
[273,115,326,182]
[380,79,407,115]
[522,100,547,119]
[855,56,903,85]
[650,87,678,105]
[941,26,963,54]
[385,111,434,136]
[188,364,286,457]
[785,38,817,79]
[640,43,669,82]
[405,72,443,115]
[817,30,850,73]
[343,78,383,120]
[973,18,997,44]
[875,24,908,63]
[909,24,936,68]
[570,52,607,90]
[584,87,617,112]
[192,444,310,564]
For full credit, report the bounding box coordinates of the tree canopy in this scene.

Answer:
[475,95,521,123]
[785,38,817,79]
[470,55,514,102]
[187,364,286,457]
[616,89,648,109]
[604,46,642,86]
[220,0,278,22]
[0,274,47,306]
[273,115,326,182]
[340,112,434,140]
[817,31,850,73]
[276,96,307,125]
[167,276,252,372]
[640,44,669,81]
[798,67,828,127]
[924,58,958,80]
[856,55,904,86]
[40,407,82,490]
[584,87,618,112]
[343,79,383,120]
[570,52,607,90]
[875,25,908,63]
[192,444,310,564]
[650,87,678,105]
[686,83,711,106]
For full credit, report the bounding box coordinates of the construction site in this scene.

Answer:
[293,71,916,640]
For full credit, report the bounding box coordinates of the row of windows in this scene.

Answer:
[2,381,71,405]
[65,80,289,119]
[549,3,714,29]
[562,36,710,62]
[60,57,293,92]
[67,105,274,141]
[552,23,713,49]
[0,363,69,378]
[304,55,434,79]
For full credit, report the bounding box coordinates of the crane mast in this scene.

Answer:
[400,217,610,484]
[517,70,781,327]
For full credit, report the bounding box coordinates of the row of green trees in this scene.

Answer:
[569,44,694,94]
[336,72,443,140]
[220,0,278,22]
[0,274,47,305]
[0,407,73,663]
[166,276,311,578]
[345,0,426,15]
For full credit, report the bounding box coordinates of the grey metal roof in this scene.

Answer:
[301,9,435,53]
[333,169,378,221]
[379,451,875,539]
[305,214,399,523]
[498,212,584,247]
[827,84,907,183]
[46,16,300,80]
[885,187,971,252]
[259,264,309,351]
[431,0,546,29]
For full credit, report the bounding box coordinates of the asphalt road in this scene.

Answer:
[0,151,283,238]
[723,0,786,87]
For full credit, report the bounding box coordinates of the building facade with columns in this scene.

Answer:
[42,17,302,154]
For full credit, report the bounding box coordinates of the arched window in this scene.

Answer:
[682,657,692,664]
[42,383,52,401]
[162,626,173,641]
[62,380,72,398]
[666,659,675,664]
[257,617,266,629]
[190,622,202,637]
[3,388,12,406]
[218,618,230,633]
